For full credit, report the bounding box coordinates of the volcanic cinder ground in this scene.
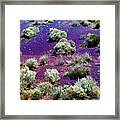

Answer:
[20,20,100,86]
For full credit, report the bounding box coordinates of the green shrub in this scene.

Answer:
[64,64,89,80]
[30,82,52,100]
[31,20,54,26]
[66,55,82,66]
[91,20,100,29]
[46,20,54,23]
[48,28,67,42]
[85,33,100,48]
[61,85,86,100]
[21,26,39,42]
[30,82,61,100]
[75,77,100,99]
[25,58,38,70]
[79,20,91,26]
[42,21,49,25]
[44,69,60,84]
[31,21,42,26]
[39,55,48,66]
[80,53,92,63]
[20,65,36,93]
[20,90,32,100]
[71,20,80,27]
[52,38,76,55]
[66,53,91,67]
[20,65,36,81]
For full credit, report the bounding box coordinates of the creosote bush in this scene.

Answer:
[48,28,67,42]
[80,53,92,63]
[52,38,76,55]
[39,55,48,66]
[66,53,91,67]
[20,65,36,93]
[79,20,91,26]
[66,55,82,66]
[21,26,39,42]
[20,90,31,100]
[85,33,100,48]
[71,20,80,27]
[75,77,100,99]
[64,64,89,80]
[91,20,100,29]
[25,58,38,70]
[79,20,100,29]
[31,21,42,26]
[61,76,100,100]
[31,20,54,26]
[30,82,53,100]
[44,69,60,84]
[46,20,55,23]
[61,85,86,100]
[21,82,62,100]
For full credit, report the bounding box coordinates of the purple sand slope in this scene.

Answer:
[20,20,100,85]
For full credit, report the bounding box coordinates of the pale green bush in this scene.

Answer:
[61,85,86,100]
[64,64,89,80]
[20,65,36,93]
[39,55,48,66]
[52,38,76,55]
[44,69,60,84]
[48,28,67,42]
[21,26,39,42]
[85,33,100,48]
[25,58,38,70]
[75,76,100,99]
[30,82,61,100]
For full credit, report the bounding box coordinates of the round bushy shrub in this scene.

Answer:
[32,20,54,26]
[31,21,42,26]
[66,55,82,66]
[20,90,31,100]
[64,64,89,80]
[52,38,76,55]
[46,20,54,23]
[71,20,80,27]
[21,26,39,42]
[61,85,86,100]
[85,33,100,48]
[80,52,92,63]
[39,55,48,66]
[75,77,100,99]
[91,20,100,29]
[20,65,36,93]
[48,28,67,42]
[20,65,36,81]
[79,20,91,26]
[25,58,38,70]
[30,82,53,100]
[44,69,60,84]
[30,82,61,100]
